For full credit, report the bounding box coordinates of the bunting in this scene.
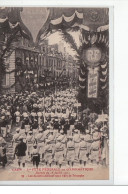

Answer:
[79,76,86,82]
[101,62,107,69]
[100,76,107,82]
[35,8,109,111]
[102,69,107,76]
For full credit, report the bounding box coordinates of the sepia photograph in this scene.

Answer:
[0,7,110,181]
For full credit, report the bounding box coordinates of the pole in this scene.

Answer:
[43,77,46,123]
[77,102,78,120]
[54,78,56,97]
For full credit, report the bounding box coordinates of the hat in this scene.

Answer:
[39,128,43,132]
[90,124,95,128]
[16,128,20,132]
[28,131,33,134]
[6,111,10,116]
[1,116,5,120]
[94,127,98,131]
[68,136,73,139]
[23,113,28,117]
[74,129,79,133]
[86,129,90,134]
[80,135,84,139]
[19,136,24,140]
[60,129,64,134]
[50,129,53,133]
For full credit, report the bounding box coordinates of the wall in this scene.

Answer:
[2,50,16,94]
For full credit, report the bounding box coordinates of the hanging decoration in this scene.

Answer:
[87,67,99,98]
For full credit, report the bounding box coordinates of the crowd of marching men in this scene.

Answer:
[0,89,109,168]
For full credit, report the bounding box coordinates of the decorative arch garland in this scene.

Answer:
[35,8,109,112]
[98,58,109,97]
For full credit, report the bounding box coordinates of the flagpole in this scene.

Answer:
[77,101,79,120]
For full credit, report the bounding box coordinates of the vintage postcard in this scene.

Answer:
[0,7,112,183]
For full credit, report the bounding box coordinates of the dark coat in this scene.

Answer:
[15,142,27,156]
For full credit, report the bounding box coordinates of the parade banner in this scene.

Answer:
[88,68,99,98]
[74,103,81,107]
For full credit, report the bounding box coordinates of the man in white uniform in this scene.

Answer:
[79,135,88,166]
[26,131,35,157]
[12,128,20,153]
[66,136,75,167]
[73,129,80,160]
[36,128,45,161]
[44,137,53,167]
[54,135,64,168]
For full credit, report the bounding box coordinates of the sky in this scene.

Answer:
[20,7,48,42]
[46,31,81,57]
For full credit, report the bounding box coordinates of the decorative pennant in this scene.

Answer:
[102,69,107,76]
[97,24,109,32]
[81,69,86,75]
[100,76,107,82]
[101,83,107,90]
[101,62,107,69]
[98,34,102,42]
[79,76,86,82]
[101,35,105,43]
[79,84,85,89]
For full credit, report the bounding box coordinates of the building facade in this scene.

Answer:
[1,8,78,94]
[2,36,78,94]
[37,41,78,91]
[2,36,39,93]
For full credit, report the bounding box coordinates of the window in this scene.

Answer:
[49,59,51,67]
[43,47,45,52]
[42,57,43,66]
[2,74,6,86]
[22,52,25,64]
